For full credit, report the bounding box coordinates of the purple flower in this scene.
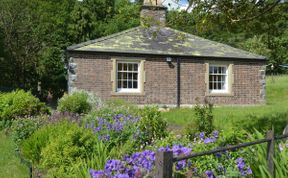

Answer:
[204,137,215,144]
[113,173,130,178]
[105,159,125,173]
[90,169,105,178]
[199,132,205,139]
[235,157,252,176]
[212,130,219,138]
[175,160,186,171]
[205,170,214,178]
[247,167,252,175]
[215,152,222,158]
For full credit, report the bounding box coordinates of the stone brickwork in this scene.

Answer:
[68,54,266,106]
[140,6,167,26]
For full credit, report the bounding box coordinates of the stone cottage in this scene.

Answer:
[67,0,266,107]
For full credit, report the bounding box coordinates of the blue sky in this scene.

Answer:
[162,0,188,10]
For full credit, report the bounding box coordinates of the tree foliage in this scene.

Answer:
[0,0,140,100]
[0,0,287,99]
[168,0,288,74]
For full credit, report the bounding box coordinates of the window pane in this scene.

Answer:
[221,82,225,89]
[214,67,217,74]
[128,64,132,71]
[128,73,133,80]
[218,75,222,82]
[133,81,138,89]
[221,75,225,81]
[218,82,222,89]
[209,82,212,90]
[123,73,127,79]
[128,81,132,88]
[123,63,127,70]
[133,64,138,71]
[133,73,138,80]
[123,81,127,88]
[118,63,122,71]
[117,72,122,80]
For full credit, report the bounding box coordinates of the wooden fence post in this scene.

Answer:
[266,129,274,178]
[155,151,173,178]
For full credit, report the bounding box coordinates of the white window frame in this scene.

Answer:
[116,61,140,93]
[111,58,145,95]
[208,65,229,94]
[205,62,234,96]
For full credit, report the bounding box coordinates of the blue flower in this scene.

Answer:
[204,137,215,144]
[113,173,130,178]
[199,132,205,139]
[247,167,252,175]
[175,160,186,171]
[205,170,214,178]
[90,169,105,178]
[212,130,219,138]
[215,152,222,158]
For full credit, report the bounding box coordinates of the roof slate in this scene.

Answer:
[67,26,265,60]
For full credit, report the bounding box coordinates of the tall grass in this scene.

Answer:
[246,130,288,178]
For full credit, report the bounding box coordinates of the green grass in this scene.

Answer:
[0,132,29,178]
[163,75,288,131]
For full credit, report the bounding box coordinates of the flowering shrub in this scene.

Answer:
[84,109,168,152]
[90,131,253,178]
[90,145,192,178]
[85,114,140,144]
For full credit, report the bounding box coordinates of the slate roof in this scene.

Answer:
[67,26,266,60]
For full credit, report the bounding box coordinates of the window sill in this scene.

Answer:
[205,92,234,97]
[110,91,145,96]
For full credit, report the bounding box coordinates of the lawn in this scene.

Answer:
[163,75,288,132]
[0,132,29,178]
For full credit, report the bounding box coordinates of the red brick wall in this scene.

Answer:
[69,54,265,106]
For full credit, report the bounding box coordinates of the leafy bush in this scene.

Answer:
[184,99,215,140]
[21,124,53,164]
[137,106,168,145]
[0,90,49,128]
[21,121,99,177]
[10,115,48,150]
[57,91,92,114]
[40,123,97,177]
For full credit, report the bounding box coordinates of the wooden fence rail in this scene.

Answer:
[155,129,288,178]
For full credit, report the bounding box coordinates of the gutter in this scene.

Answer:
[176,58,181,107]
[66,49,267,62]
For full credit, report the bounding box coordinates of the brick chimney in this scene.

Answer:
[140,0,167,26]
